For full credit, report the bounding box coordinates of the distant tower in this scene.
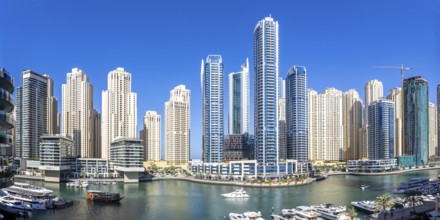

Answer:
[387,88,403,157]
[62,68,99,158]
[254,16,279,175]
[141,111,161,161]
[201,55,224,163]
[101,68,137,159]
[342,89,363,160]
[278,98,286,160]
[403,76,429,166]
[363,80,384,159]
[164,85,190,165]
[228,58,250,135]
[428,103,437,158]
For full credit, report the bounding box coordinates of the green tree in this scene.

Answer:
[347,207,357,220]
[373,194,394,220]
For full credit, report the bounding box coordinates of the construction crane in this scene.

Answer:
[371,64,414,84]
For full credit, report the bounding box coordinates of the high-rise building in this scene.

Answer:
[0,68,14,157]
[428,102,438,158]
[286,66,308,161]
[308,88,343,161]
[368,99,394,160]
[201,55,224,163]
[278,98,287,160]
[47,77,59,135]
[102,68,137,159]
[403,76,429,166]
[141,111,161,161]
[363,79,384,159]
[62,68,99,158]
[16,70,56,159]
[387,87,403,157]
[223,134,253,161]
[254,16,279,175]
[164,85,190,165]
[228,58,250,135]
[278,77,286,99]
[92,109,101,158]
[437,85,440,156]
[342,89,363,160]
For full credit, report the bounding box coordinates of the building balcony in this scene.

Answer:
[0,111,13,131]
[0,68,14,93]
[0,88,14,112]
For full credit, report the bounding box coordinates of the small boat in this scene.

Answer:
[360,185,369,190]
[222,188,250,198]
[229,211,264,220]
[86,190,123,202]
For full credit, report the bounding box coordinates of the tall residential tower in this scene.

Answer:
[228,58,250,135]
[101,68,137,159]
[201,55,224,163]
[254,16,279,175]
[141,111,161,161]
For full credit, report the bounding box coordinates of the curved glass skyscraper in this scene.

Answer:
[286,66,308,161]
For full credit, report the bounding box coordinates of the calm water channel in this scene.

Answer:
[14,169,440,220]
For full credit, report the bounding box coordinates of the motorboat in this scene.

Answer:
[229,211,264,220]
[0,196,32,212]
[311,204,350,220]
[351,201,377,214]
[222,188,250,198]
[281,208,296,217]
[360,185,369,190]
[293,206,322,220]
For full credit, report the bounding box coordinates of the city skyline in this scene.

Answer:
[2,1,439,160]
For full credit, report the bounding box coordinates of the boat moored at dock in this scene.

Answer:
[86,190,123,202]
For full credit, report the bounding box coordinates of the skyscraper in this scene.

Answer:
[0,68,14,157]
[16,70,56,159]
[47,77,59,135]
[278,98,286,160]
[428,102,438,157]
[278,77,286,99]
[102,68,137,159]
[368,99,394,160]
[62,68,99,158]
[254,16,279,175]
[387,87,403,157]
[308,88,343,161]
[437,85,440,156]
[141,111,161,161]
[363,79,384,159]
[342,89,363,160]
[201,55,224,163]
[286,66,308,161]
[164,85,190,165]
[228,58,250,135]
[403,76,429,166]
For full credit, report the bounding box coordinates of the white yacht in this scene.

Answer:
[222,188,250,198]
[312,204,350,220]
[293,206,322,220]
[7,182,53,196]
[351,201,377,214]
[0,196,32,212]
[1,189,46,210]
[229,211,264,220]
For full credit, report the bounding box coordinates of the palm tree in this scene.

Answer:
[373,194,394,220]
[347,207,357,220]
[407,190,421,211]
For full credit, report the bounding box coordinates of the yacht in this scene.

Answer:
[229,211,264,220]
[311,204,349,220]
[293,206,322,220]
[0,196,32,212]
[393,178,430,194]
[7,182,53,196]
[222,188,250,198]
[351,201,377,214]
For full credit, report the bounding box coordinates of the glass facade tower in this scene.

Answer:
[286,66,308,161]
[368,99,394,160]
[403,76,429,166]
[254,17,279,176]
[228,58,250,135]
[201,55,224,163]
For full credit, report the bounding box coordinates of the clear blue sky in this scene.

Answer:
[1,0,439,159]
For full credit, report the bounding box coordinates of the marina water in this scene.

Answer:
[15,169,440,220]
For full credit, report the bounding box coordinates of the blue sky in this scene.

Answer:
[1,0,439,159]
